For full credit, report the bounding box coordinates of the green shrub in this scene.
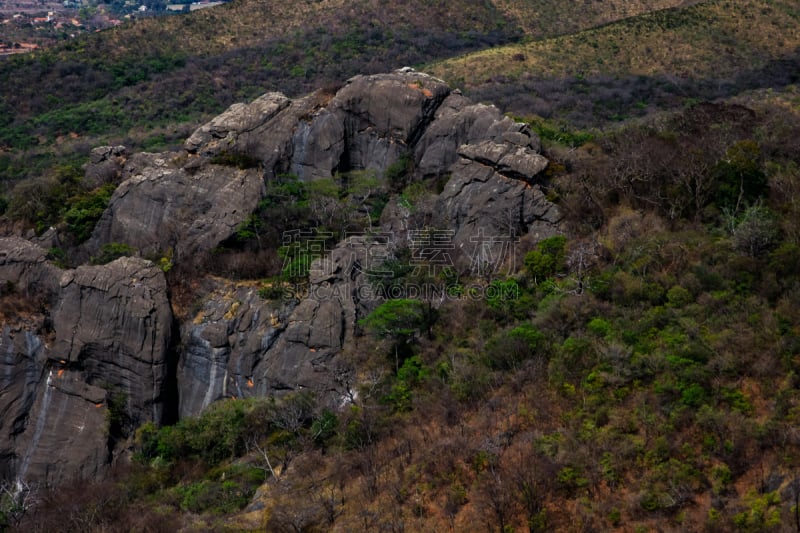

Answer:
[556,466,588,496]
[485,277,532,319]
[176,478,254,515]
[680,383,707,407]
[383,355,429,412]
[360,299,435,365]
[732,490,782,531]
[47,247,68,268]
[136,399,254,466]
[384,153,413,191]
[524,116,594,147]
[64,183,116,242]
[484,323,546,370]
[587,317,612,337]
[310,409,338,446]
[713,140,768,212]
[91,242,137,264]
[732,205,780,256]
[258,280,289,300]
[525,235,567,283]
[210,150,261,169]
[666,285,693,308]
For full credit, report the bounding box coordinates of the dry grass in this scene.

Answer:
[493,0,707,38]
[430,0,800,88]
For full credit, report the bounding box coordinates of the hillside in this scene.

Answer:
[493,0,706,38]
[5,72,800,531]
[1,0,800,531]
[430,0,800,126]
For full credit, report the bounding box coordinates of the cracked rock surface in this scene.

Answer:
[0,246,173,485]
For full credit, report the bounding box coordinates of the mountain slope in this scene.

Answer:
[2,1,800,531]
[493,0,706,38]
[428,0,800,125]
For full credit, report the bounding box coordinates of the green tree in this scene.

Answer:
[525,235,567,283]
[360,298,435,371]
[91,242,137,265]
[714,140,768,214]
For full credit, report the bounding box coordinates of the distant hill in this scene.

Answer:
[0,0,703,193]
[429,0,800,126]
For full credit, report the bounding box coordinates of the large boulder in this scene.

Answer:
[0,252,174,486]
[434,154,561,272]
[184,92,291,155]
[51,257,174,426]
[413,93,541,178]
[0,236,61,299]
[87,155,263,261]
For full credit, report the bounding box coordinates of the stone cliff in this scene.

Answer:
[0,70,561,486]
[0,237,174,485]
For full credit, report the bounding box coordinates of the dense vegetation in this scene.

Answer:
[4,0,800,531]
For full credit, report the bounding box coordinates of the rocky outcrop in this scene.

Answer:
[87,155,263,260]
[52,257,174,426]
[83,69,561,412]
[2,69,564,487]
[0,247,174,486]
[85,70,557,271]
[178,235,385,416]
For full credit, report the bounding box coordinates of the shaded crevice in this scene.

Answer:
[159,311,182,426]
[406,88,452,148]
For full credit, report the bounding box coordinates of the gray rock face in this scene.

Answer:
[177,282,293,417]
[458,141,548,182]
[414,94,541,178]
[186,71,451,184]
[327,73,451,173]
[0,250,174,486]
[251,236,384,396]
[52,257,174,425]
[178,236,384,415]
[434,156,561,272]
[84,145,129,188]
[0,237,61,298]
[184,93,292,155]
[88,156,263,260]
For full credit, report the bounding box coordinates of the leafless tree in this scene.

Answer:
[246,435,280,481]
[0,479,38,529]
